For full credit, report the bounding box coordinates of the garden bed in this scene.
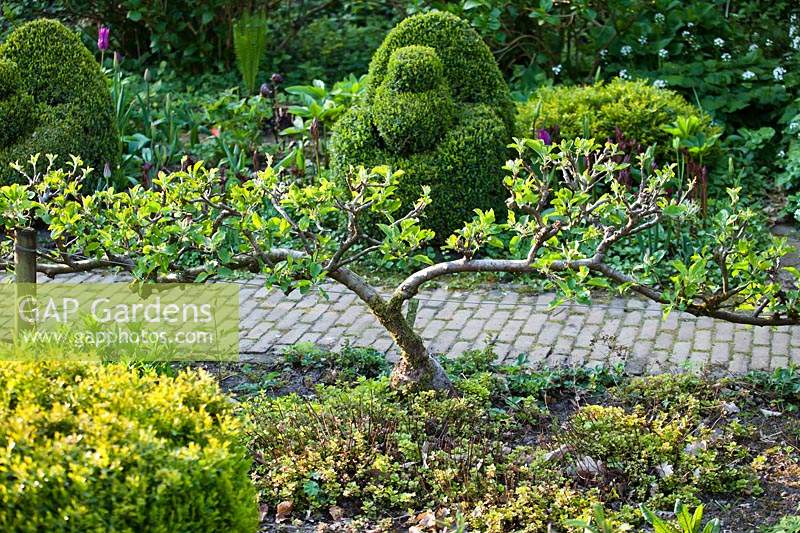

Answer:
[186,347,800,532]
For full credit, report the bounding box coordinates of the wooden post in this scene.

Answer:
[14,227,36,337]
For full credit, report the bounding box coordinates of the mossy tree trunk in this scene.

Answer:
[328,267,454,393]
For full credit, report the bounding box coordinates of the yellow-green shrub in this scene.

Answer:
[516,79,719,164]
[0,362,258,532]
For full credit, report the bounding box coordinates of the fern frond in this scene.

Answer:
[233,12,269,95]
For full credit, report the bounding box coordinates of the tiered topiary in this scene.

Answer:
[330,12,514,240]
[516,78,719,165]
[0,19,119,187]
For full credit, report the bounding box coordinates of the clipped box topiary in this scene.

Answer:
[0,362,258,532]
[330,12,514,241]
[0,19,120,188]
[516,78,720,165]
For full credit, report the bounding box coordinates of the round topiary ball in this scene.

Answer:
[383,45,445,93]
[331,12,513,241]
[0,19,120,187]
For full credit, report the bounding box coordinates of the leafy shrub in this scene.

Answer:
[768,515,800,533]
[286,15,393,83]
[245,378,594,530]
[641,500,720,533]
[0,19,119,187]
[0,362,258,532]
[331,12,513,240]
[745,365,800,409]
[283,342,389,380]
[516,79,718,165]
[610,373,721,419]
[559,404,757,508]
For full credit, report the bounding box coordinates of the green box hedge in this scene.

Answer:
[0,19,120,188]
[331,12,513,241]
[0,362,258,532]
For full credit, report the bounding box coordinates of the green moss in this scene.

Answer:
[0,361,258,532]
[331,12,512,241]
[516,79,719,164]
[0,19,119,187]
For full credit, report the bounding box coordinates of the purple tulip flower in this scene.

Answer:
[537,128,552,145]
[97,26,110,52]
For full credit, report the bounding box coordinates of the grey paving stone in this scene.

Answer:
[19,272,800,374]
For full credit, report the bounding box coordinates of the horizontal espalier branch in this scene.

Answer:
[9,141,799,332]
[391,256,797,327]
[389,140,798,328]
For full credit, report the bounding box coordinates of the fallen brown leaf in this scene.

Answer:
[276,500,293,522]
[329,505,345,521]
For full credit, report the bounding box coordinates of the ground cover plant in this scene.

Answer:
[179,346,800,531]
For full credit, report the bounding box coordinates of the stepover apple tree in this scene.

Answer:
[1,140,798,391]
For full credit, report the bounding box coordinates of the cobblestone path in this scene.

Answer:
[33,272,800,374]
[236,281,799,374]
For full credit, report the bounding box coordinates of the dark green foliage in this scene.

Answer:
[283,342,389,380]
[0,59,34,146]
[367,11,514,132]
[331,12,512,240]
[0,19,119,187]
[517,79,718,164]
[332,102,508,239]
[0,361,258,532]
[0,57,20,97]
[372,45,455,153]
[745,365,800,409]
[288,15,394,83]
